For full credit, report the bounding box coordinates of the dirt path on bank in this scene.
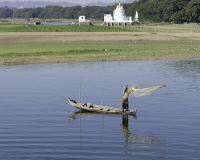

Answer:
[1,31,200,42]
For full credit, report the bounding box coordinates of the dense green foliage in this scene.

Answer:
[0,0,200,23]
[125,0,200,23]
[0,5,113,20]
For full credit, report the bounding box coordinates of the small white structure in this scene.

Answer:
[104,14,112,23]
[134,11,139,23]
[79,15,92,26]
[104,2,139,26]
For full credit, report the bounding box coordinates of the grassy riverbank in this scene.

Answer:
[0,25,131,32]
[0,24,200,65]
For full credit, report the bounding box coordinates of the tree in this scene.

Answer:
[186,0,200,22]
[0,6,13,18]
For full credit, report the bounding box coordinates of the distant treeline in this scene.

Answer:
[0,0,200,23]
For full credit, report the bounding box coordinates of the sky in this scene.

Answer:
[24,0,133,5]
[63,0,124,5]
[67,0,118,4]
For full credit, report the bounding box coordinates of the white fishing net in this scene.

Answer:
[121,84,166,102]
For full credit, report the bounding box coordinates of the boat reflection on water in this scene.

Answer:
[122,115,130,142]
[68,110,137,120]
[122,115,156,143]
[68,111,165,153]
[122,114,166,157]
[68,110,95,120]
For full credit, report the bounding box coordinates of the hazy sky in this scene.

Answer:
[27,0,130,5]
[25,0,132,5]
[65,0,119,5]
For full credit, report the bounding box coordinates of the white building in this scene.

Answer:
[104,2,139,26]
[79,15,92,26]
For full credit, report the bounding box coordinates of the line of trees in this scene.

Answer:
[0,0,200,23]
[125,0,200,23]
[0,6,113,20]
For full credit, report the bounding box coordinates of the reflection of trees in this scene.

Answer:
[164,59,200,92]
[168,59,200,79]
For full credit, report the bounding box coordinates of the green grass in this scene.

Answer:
[0,24,177,33]
[1,44,199,64]
[1,23,200,65]
[0,24,133,32]
[1,23,199,33]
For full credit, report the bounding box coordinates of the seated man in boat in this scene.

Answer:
[69,98,77,104]
[83,102,93,108]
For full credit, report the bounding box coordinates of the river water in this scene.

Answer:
[0,59,199,160]
[42,22,72,25]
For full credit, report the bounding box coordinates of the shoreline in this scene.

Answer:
[1,54,200,65]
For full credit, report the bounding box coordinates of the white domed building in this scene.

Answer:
[104,2,139,26]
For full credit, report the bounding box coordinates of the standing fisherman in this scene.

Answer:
[123,85,128,96]
[122,85,129,111]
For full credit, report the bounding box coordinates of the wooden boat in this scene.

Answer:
[68,98,137,116]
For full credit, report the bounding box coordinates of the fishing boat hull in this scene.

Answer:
[68,98,137,115]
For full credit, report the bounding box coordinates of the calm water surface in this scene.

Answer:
[42,22,72,25]
[0,59,199,160]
